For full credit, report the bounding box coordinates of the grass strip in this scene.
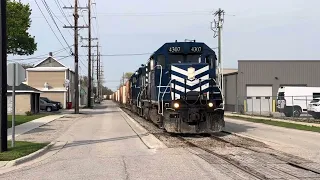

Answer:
[0,141,48,161]
[7,114,48,129]
[225,115,320,133]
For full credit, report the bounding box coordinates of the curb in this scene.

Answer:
[119,108,168,149]
[4,141,56,168]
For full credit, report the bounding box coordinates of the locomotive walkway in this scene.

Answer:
[0,101,232,180]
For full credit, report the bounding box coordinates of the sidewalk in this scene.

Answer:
[225,112,320,127]
[7,114,65,140]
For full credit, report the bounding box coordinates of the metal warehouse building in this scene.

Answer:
[224,60,320,113]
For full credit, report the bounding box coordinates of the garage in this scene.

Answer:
[246,86,272,113]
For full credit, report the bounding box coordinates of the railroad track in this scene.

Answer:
[173,135,268,180]
[121,107,320,179]
[210,131,320,176]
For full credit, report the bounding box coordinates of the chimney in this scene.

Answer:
[49,52,53,57]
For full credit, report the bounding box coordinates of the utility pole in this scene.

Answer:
[122,72,125,85]
[96,46,99,99]
[63,2,88,114]
[100,59,104,99]
[0,0,7,152]
[212,8,225,106]
[91,52,95,103]
[73,0,79,114]
[87,0,92,108]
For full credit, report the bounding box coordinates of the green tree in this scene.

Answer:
[7,0,37,55]
[124,72,134,80]
[20,63,34,69]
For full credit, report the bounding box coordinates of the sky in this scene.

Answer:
[9,0,320,91]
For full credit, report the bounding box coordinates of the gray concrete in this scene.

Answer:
[7,114,64,140]
[224,117,320,163]
[0,101,239,180]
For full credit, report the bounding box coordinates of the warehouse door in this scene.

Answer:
[246,86,272,113]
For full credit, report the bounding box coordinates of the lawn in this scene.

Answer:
[0,141,48,161]
[225,115,320,133]
[7,114,48,129]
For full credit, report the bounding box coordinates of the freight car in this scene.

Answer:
[114,40,225,134]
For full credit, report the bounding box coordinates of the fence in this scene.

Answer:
[226,95,320,121]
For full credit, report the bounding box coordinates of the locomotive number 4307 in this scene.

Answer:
[191,47,202,53]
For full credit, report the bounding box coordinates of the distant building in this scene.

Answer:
[224,60,320,113]
[7,84,41,115]
[25,52,75,109]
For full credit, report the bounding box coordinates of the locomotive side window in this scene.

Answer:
[206,55,215,68]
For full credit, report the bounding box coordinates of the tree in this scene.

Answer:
[80,75,113,95]
[7,0,37,55]
[124,72,134,81]
[80,76,89,87]
[20,63,34,69]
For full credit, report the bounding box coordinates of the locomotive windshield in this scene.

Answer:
[168,54,201,64]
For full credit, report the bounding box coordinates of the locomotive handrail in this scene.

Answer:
[159,79,173,115]
[211,78,222,93]
[137,85,147,108]
[154,65,163,109]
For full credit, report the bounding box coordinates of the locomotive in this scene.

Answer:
[113,40,225,134]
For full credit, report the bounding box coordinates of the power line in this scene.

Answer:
[34,0,70,54]
[8,45,74,61]
[54,0,72,25]
[41,0,73,54]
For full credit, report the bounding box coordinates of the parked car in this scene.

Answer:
[40,97,62,109]
[307,98,320,119]
[40,99,59,112]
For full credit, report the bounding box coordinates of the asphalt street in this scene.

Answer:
[0,101,235,180]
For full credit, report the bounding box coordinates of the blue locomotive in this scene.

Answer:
[121,40,225,134]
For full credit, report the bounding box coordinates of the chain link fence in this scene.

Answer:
[227,95,320,122]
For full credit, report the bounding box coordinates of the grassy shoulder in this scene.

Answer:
[0,141,48,161]
[7,114,48,129]
[225,115,320,133]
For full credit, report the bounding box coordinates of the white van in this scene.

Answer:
[276,86,320,117]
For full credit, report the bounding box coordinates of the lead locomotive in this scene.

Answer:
[115,40,225,134]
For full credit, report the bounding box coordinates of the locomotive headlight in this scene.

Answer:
[173,102,180,109]
[208,102,214,108]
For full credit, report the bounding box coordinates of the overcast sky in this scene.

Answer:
[10,0,320,90]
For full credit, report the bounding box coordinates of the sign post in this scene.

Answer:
[7,63,26,147]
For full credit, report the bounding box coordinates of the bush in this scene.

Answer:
[25,111,32,116]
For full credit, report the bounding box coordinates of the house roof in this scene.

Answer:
[223,68,238,75]
[34,56,67,68]
[33,55,74,72]
[7,83,41,93]
[26,67,70,72]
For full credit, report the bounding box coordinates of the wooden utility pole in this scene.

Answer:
[100,62,104,98]
[73,0,79,113]
[63,2,88,113]
[87,0,92,107]
[96,44,99,99]
[81,43,99,101]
